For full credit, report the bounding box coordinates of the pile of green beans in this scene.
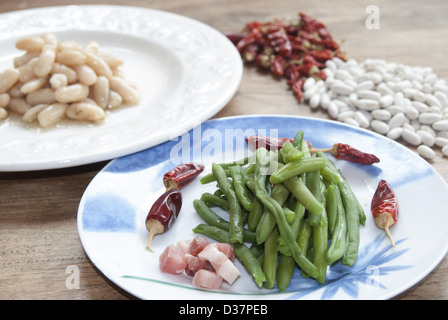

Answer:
[192,130,365,290]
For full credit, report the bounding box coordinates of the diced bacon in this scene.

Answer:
[189,236,210,256]
[198,244,240,285]
[159,240,191,275]
[184,253,214,277]
[192,269,223,289]
[210,242,235,261]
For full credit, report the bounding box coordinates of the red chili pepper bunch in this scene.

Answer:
[225,12,346,102]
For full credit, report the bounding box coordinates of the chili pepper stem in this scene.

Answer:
[146,219,165,252]
[374,212,396,248]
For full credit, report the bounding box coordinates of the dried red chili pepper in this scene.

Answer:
[266,23,292,58]
[371,179,399,247]
[163,162,205,190]
[309,143,380,165]
[146,162,204,251]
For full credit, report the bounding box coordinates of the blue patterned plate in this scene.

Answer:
[77,115,448,300]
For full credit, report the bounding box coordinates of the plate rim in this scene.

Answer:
[77,114,448,300]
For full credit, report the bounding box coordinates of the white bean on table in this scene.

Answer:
[302,57,448,160]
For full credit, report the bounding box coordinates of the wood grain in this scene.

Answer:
[1,0,447,300]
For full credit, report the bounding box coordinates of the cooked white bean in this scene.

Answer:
[16,36,45,52]
[92,76,109,108]
[52,63,78,84]
[0,108,7,120]
[33,44,56,77]
[41,32,58,46]
[107,90,123,108]
[97,52,124,69]
[56,50,87,66]
[84,50,113,79]
[417,145,436,160]
[49,73,68,89]
[37,103,67,127]
[0,68,20,94]
[74,65,98,86]
[0,93,10,108]
[22,104,48,122]
[13,51,39,68]
[58,40,80,51]
[25,88,56,105]
[55,84,89,103]
[109,76,140,104]
[7,97,31,115]
[66,102,105,122]
[20,77,48,94]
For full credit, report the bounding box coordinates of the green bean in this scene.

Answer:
[212,163,244,244]
[270,157,326,184]
[263,227,279,289]
[283,176,323,226]
[293,130,304,148]
[255,183,289,244]
[248,196,263,232]
[338,180,360,266]
[192,224,266,287]
[316,151,366,226]
[279,141,305,163]
[276,254,295,291]
[307,170,328,284]
[217,156,250,169]
[297,219,312,255]
[200,192,229,210]
[193,199,256,243]
[325,184,338,235]
[229,164,253,212]
[253,148,318,278]
[327,186,347,265]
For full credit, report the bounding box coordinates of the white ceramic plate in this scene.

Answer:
[0,5,242,171]
[77,115,448,300]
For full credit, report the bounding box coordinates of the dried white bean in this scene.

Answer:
[309,93,320,109]
[357,90,381,100]
[344,117,359,127]
[328,101,339,119]
[412,101,429,113]
[303,77,316,92]
[417,145,436,160]
[379,94,394,108]
[402,128,422,146]
[435,137,448,147]
[387,127,403,140]
[371,109,391,121]
[355,99,380,111]
[416,129,435,147]
[403,105,419,120]
[331,83,353,95]
[434,91,448,108]
[337,110,355,122]
[432,119,448,131]
[355,80,374,92]
[319,93,330,109]
[371,119,389,134]
[418,112,442,125]
[425,94,442,108]
[387,105,404,115]
[377,82,394,95]
[442,145,448,157]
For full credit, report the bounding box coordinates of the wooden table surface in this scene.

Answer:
[1,0,447,300]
